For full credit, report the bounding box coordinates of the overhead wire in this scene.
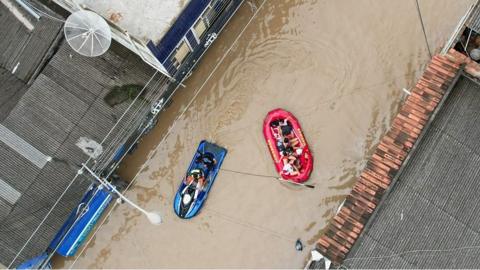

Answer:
[41,73,173,267]
[68,1,267,267]
[10,0,244,267]
[96,1,249,184]
[39,63,178,268]
[7,64,160,269]
[21,0,66,23]
[91,73,167,171]
[8,0,424,266]
[415,0,432,58]
[92,61,176,173]
[92,0,235,176]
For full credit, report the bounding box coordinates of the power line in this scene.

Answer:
[91,73,168,171]
[8,0,236,266]
[12,1,236,264]
[7,69,161,270]
[92,0,236,175]
[68,1,268,267]
[21,0,66,23]
[42,74,172,266]
[415,0,432,58]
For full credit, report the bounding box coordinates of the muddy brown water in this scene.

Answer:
[55,0,475,268]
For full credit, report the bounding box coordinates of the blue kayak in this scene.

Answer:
[174,140,227,219]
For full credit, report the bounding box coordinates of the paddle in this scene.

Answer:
[220,168,315,189]
[274,176,315,189]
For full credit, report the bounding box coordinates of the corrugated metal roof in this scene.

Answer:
[0,177,21,205]
[0,0,63,82]
[0,40,158,266]
[0,67,28,122]
[0,12,158,266]
[344,74,480,269]
[0,124,50,168]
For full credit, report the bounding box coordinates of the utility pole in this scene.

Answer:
[80,164,162,224]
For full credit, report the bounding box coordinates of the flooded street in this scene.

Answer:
[59,0,474,268]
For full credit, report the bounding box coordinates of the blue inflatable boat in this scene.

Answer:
[174,140,227,219]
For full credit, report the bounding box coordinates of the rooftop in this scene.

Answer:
[0,40,159,267]
[0,1,166,266]
[75,0,189,44]
[344,72,480,269]
[315,50,464,265]
[312,2,480,267]
[0,0,63,82]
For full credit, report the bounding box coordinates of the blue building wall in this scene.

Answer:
[147,0,243,79]
[165,0,243,82]
[147,0,210,64]
[185,30,198,49]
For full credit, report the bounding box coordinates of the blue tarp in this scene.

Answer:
[49,185,113,257]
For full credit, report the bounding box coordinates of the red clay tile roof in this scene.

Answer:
[316,49,477,265]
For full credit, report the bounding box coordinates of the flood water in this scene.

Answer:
[56,0,475,268]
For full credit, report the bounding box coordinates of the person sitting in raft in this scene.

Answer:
[277,137,289,154]
[278,119,293,137]
[287,150,304,170]
[271,120,280,128]
[279,145,294,157]
[282,155,299,176]
[278,137,301,154]
[279,120,301,145]
[291,153,304,169]
[270,120,282,140]
[287,136,301,149]
[271,118,293,137]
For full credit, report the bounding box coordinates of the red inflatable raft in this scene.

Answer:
[263,109,313,183]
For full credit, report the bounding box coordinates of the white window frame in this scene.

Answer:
[172,37,192,68]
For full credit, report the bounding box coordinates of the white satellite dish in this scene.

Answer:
[64,10,111,57]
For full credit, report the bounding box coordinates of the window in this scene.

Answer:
[172,39,191,68]
[193,18,207,39]
[192,1,225,41]
[203,6,214,25]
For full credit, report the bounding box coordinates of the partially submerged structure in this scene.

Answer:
[309,2,480,269]
[51,0,244,82]
[0,0,243,267]
[343,70,480,268]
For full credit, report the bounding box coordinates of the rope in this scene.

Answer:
[220,168,279,179]
[68,1,267,268]
[415,0,432,58]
